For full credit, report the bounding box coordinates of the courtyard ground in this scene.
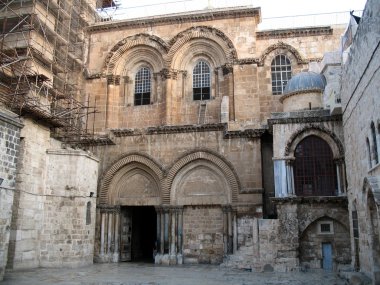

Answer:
[1,262,349,285]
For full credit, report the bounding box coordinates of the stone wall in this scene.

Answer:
[341,0,380,281]
[182,206,224,264]
[0,109,22,281]
[7,118,99,270]
[95,129,263,206]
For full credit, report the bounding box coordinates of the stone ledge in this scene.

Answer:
[111,123,266,139]
[0,110,23,128]
[88,6,261,32]
[272,196,348,205]
[257,26,333,40]
[46,149,100,162]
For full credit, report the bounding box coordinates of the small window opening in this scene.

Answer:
[371,122,378,164]
[271,54,292,95]
[193,60,211,101]
[367,137,372,169]
[134,67,151,106]
[86,201,91,225]
[318,221,334,234]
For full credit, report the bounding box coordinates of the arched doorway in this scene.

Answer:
[95,154,164,263]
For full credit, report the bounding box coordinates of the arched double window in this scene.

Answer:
[294,135,337,196]
[134,67,151,106]
[271,54,292,95]
[193,60,211,101]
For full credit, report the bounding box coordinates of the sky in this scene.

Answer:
[101,0,367,28]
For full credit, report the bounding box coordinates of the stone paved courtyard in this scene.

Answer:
[1,263,348,285]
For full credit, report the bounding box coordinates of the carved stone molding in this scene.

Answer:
[164,150,241,204]
[284,124,345,157]
[257,26,333,40]
[99,153,165,205]
[258,41,308,66]
[103,33,169,75]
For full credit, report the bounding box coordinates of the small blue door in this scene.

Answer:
[322,243,333,271]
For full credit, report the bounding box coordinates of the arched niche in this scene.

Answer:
[299,216,351,270]
[99,153,164,205]
[285,126,344,159]
[103,33,168,76]
[259,42,308,67]
[167,26,237,69]
[109,165,161,206]
[165,150,240,205]
[171,161,230,205]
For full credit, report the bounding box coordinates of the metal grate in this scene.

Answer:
[193,60,210,100]
[294,135,337,196]
[134,67,151,105]
[271,54,292,95]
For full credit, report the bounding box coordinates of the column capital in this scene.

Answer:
[98,205,120,213]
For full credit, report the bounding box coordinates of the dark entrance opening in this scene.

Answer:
[120,206,157,262]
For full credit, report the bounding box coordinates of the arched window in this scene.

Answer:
[271,54,292,95]
[86,201,91,225]
[371,122,378,164]
[294,135,337,196]
[367,138,372,169]
[134,67,151,105]
[193,60,211,101]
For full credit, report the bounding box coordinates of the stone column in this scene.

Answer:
[177,207,183,255]
[286,159,295,196]
[164,207,169,254]
[170,208,177,263]
[160,209,165,254]
[227,208,233,254]
[222,206,228,255]
[107,212,113,256]
[155,207,161,254]
[113,207,120,262]
[233,210,237,254]
[334,159,346,196]
[100,212,106,256]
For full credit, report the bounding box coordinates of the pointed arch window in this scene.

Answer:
[134,67,151,105]
[193,60,211,100]
[294,135,337,196]
[271,55,292,95]
[371,122,378,164]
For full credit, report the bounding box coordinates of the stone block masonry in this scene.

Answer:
[0,109,23,281]
[183,206,224,264]
[6,118,99,271]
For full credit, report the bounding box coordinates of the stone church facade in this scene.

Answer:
[1,0,379,283]
[85,6,349,269]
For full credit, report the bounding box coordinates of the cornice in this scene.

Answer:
[111,123,266,139]
[268,110,342,126]
[256,26,333,40]
[87,7,261,32]
[271,196,348,206]
[279,89,323,103]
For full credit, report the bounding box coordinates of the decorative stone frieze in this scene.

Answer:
[256,26,333,40]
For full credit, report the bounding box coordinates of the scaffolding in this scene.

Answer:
[0,0,112,146]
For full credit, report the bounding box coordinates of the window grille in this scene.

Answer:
[294,136,337,196]
[271,55,292,95]
[193,61,211,100]
[317,221,334,234]
[134,67,151,105]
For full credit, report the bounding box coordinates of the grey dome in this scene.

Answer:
[284,71,326,95]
